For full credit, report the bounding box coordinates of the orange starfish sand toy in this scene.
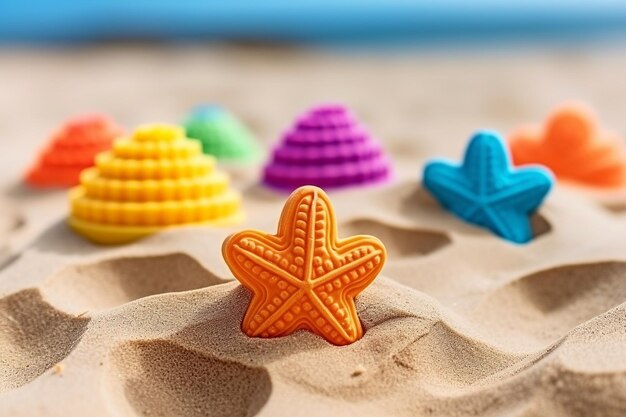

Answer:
[222,185,386,346]
[509,104,626,189]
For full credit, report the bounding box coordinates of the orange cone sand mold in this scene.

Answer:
[68,124,243,245]
[25,113,122,188]
[510,104,626,188]
[222,185,386,346]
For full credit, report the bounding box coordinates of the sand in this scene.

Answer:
[0,44,626,416]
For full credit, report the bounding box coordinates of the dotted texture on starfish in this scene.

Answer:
[510,104,626,188]
[423,131,553,244]
[222,186,386,345]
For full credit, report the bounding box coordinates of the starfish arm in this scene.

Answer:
[307,292,355,343]
[307,189,341,280]
[461,131,511,196]
[312,241,385,287]
[222,231,304,336]
[222,231,304,288]
[309,236,386,343]
[489,168,553,211]
[274,186,340,281]
[477,168,552,244]
[340,297,361,343]
[274,185,309,239]
[482,206,534,244]
[423,161,478,205]
[247,288,306,337]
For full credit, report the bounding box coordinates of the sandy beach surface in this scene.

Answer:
[0,44,625,416]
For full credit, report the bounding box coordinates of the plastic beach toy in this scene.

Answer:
[263,104,391,191]
[68,124,243,245]
[222,185,386,345]
[183,105,261,163]
[25,113,121,188]
[510,104,626,189]
[423,131,553,244]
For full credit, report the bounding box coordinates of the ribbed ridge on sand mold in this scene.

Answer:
[109,339,272,417]
[24,113,122,188]
[183,105,261,164]
[68,124,244,245]
[0,288,89,392]
[263,104,392,191]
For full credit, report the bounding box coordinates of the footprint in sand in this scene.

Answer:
[341,218,451,259]
[108,339,272,417]
[42,253,228,313]
[0,288,89,392]
[471,261,626,351]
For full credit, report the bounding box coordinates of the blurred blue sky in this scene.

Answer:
[2,1,626,45]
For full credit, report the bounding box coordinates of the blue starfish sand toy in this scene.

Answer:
[423,130,554,244]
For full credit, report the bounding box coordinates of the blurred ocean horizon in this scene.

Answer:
[3,0,626,46]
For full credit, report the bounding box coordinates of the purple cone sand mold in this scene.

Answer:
[263,104,392,191]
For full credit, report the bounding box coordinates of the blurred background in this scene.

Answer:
[4,1,626,45]
[2,0,626,187]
